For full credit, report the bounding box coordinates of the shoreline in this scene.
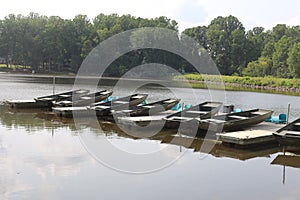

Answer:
[188,80,300,95]
[1,72,299,96]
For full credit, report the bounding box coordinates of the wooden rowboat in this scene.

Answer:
[88,93,148,117]
[53,93,148,118]
[163,101,223,129]
[53,90,112,107]
[7,89,89,109]
[273,118,300,146]
[35,89,89,102]
[113,98,180,117]
[198,109,273,132]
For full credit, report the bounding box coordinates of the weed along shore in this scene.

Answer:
[1,71,300,95]
[176,74,300,96]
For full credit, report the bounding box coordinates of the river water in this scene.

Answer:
[0,73,300,200]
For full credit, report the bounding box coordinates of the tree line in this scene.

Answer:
[0,13,178,76]
[0,13,300,78]
[184,15,300,78]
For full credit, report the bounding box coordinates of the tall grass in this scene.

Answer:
[176,74,300,88]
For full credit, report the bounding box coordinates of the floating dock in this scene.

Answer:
[217,122,285,147]
[6,99,52,109]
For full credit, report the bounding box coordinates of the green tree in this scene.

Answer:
[39,16,66,71]
[271,24,288,42]
[261,41,275,58]
[206,15,246,75]
[246,27,266,62]
[231,29,248,74]
[182,26,208,49]
[287,42,300,78]
[272,35,294,77]
[0,14,19,68]
[242,57,272,77]
[18,13,47,69]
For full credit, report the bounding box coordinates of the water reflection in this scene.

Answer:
[0,110,94,200]
[272,154,300,169]
[0,105,78,132]
[1,104,294,162]
[1,73,300,199]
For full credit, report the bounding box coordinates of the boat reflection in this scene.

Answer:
[1,105,289,162]
[161,135,282,161]
[272,154,300,169]
[271,147,300,184]
[0,105,78,132]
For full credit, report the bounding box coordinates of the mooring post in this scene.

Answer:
[179,130,182,152]
[53,76,56,95]
[286,103,290,124]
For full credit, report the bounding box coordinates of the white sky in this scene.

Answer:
[1,0,300,31]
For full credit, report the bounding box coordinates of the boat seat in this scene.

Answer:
[202,103,220,107]
[113,110,133,114]
[197,118,226,123]
[294,123,300,126]
[229,115,249,119]
[37,97,54,101]
[251,111,266,115]
[203,118,226,123]
[113,101,128,104]
[132,95,144,99]
[59,95,72,98]
[281,130,300,136]
[142,105,156,108]
[57,100,72,104]
[164,99,176,103]
[80,96,92,100]
[53,107,87,111]
[185,110,208,114]
[168,116,195,121]
[94,105,110,110]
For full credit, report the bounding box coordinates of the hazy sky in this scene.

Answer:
[1,0,300,31]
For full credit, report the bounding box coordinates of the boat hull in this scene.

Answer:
[7,89,90,109]
[273,133,300,146]
[273,118,300,146]
[164,102,223,129]
[94,94,148,117]
[54,90,113,107]
[200,111,273,132]
[124,98,180,117]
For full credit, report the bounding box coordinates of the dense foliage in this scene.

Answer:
[183,17,300,78]
[1,13,300,78]
[0,13,178,76]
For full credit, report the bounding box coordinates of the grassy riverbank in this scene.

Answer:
[175,74,300,95]
[177,74,300,87]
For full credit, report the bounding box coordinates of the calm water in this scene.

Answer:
[1,73,300,200]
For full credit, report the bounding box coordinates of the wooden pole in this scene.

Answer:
[283,146,286,185]
[53,76,56,95]
[286,103,290,124]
